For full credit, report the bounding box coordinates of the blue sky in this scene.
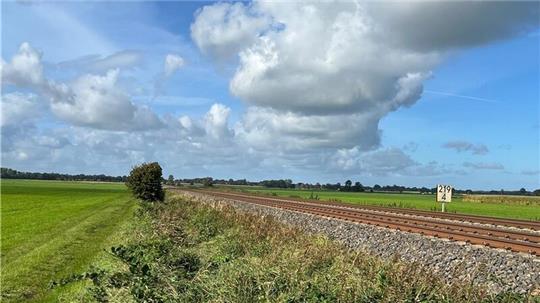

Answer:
[1,1,539,190]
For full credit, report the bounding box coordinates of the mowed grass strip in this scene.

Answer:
[235,188,540,221]
[0,179,136,302]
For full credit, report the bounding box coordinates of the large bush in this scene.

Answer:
[126,162,164,202]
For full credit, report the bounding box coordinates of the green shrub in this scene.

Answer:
[126,162,164,202]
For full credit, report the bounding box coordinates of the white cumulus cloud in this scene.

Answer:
[204,103,231,140]
[1,92,43,127]
[1,42,44,87]
[235,107,381,152]
[50,69,163,131]
[191,2,271,62]
[164,54,184,77]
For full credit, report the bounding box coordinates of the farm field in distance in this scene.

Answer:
[0,179,136,302]
[226,187,540,221]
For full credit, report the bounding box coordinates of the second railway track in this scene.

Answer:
[189,190,540,256]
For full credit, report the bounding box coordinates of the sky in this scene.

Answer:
[1,1,539,190]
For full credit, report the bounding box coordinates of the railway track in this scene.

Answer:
[189,190,540,255]
[197,190,540,231]
[324,202,540,231]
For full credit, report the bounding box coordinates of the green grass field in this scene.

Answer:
[1,179,136,302]
[232,187,540,221]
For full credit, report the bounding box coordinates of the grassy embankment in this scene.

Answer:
[226,187,540,221]
[57,193,533,302]
[1,179,136,302]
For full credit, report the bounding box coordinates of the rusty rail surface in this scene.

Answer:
[183,189,540,255]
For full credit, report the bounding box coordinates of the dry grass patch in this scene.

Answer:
[463,195,540,206]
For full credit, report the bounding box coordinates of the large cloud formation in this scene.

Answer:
[192,1,538,152]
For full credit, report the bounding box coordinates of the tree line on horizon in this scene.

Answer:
[166,176,539,196]
[1,167,127,182]
[2,167,538,196]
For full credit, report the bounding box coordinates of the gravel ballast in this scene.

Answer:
[176,191,540,295]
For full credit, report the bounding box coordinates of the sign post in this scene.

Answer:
[436,184,452,212]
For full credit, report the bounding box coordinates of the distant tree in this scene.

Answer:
[167,174,174,185]
[344,180,352,191]
[126,162,164,202]
[373,184,381,191]
[353,182,364,192]
[519,188,527,195]
[260,179,295,188]
[285,179,293,188]
[534,189,540,196]
[203,177,213,187]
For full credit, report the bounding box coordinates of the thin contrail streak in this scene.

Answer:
[424,90,500,104]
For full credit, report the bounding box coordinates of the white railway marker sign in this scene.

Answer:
[436,184,452,212]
